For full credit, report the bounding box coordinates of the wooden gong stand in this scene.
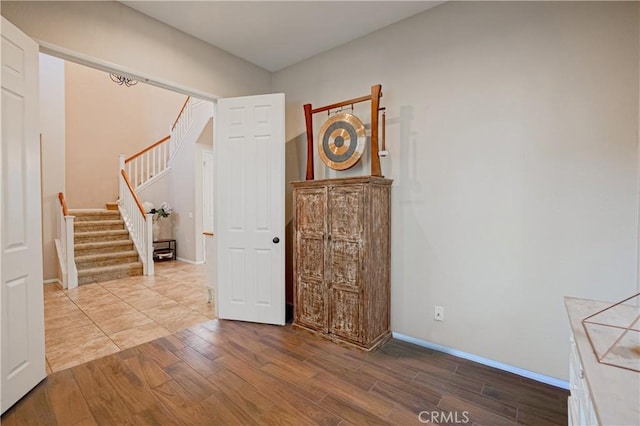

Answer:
[303,84,383,180]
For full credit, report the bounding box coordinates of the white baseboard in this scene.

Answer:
[392,332,569,390]
[176,257,205,265]
[43,278,62,285]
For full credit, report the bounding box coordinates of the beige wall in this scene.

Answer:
[273,1,640,380]
[0,1,272,99]
[39,53,66,282]
[65,61,185,208]
[169,116,213,264]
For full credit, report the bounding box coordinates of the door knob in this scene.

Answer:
[273,237,280,244]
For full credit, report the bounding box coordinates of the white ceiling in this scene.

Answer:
[123,1,443,72]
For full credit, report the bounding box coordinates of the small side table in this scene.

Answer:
[153,239,176,261]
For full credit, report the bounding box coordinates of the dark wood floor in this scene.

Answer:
[2,320,568,425]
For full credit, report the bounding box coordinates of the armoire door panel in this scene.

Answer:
[297,278,326,330]
[328,240,360,289]
[328,185,363,240]
[297,236,324,280]
[329,288,361,342]
[296,188,326,235]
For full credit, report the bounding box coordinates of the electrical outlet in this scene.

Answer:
[434,306,444,322]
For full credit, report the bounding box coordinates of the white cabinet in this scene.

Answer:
[565,297,640,426]
[568,335,598,426]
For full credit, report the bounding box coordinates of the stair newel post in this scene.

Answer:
[65,215,78,289]
[58,203,66,287]
[144,213,154,276]
[118,154,126,204]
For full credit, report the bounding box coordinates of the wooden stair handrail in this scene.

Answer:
[125,135,170,163]
[124,95,190,164]
[58,192,69,216]
[171,96,191,131]
[120,170,147,217]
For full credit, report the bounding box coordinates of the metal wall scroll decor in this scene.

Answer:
[110,73,138,87]
[303,84,386,180]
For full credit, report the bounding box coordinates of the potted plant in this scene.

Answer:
[143,201,172,240]
[149,201,172,222]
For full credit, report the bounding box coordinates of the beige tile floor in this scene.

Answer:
[44,261,214,373]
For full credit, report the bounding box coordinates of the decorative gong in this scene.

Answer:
[303,84,384,179]
[318,112,366,170]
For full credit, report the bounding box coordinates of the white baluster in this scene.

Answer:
[144,213,154,276]
[163,142,167,170]
[145,151,150,186]
[119,154,126,202]
[129,161,133,189]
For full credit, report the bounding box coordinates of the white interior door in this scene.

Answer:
[215,93,285,325]
[1,17,46,413]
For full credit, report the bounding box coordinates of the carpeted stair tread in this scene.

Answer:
[69,208,117,214]
[76,250,138,262]
[75,240,135,256]
[77,262,142,275]
[74,220,125,232]
[76,229,128,236]
[75,251,140,268]
[69,209,121,222]
[75,230,129,243]
[75,219,124,227]
[77,262,143,285]
[75,240,134,251]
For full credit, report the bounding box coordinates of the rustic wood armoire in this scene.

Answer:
[292,176,392,350]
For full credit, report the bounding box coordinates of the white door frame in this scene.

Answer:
[39,40,221,278]
[39,41,220,103]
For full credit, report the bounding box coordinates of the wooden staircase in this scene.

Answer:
[70,209,143,285]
